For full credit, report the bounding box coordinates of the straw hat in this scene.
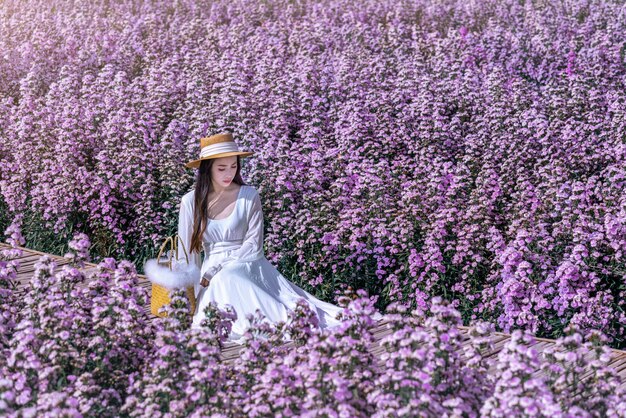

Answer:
[185,132,254,169]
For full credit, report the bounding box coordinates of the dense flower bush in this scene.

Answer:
[0,0,625,346]
[1,229,624,416]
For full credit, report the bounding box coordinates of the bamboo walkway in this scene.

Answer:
[2,243,626,390]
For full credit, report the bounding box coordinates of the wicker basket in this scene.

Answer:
[150,235,197,317]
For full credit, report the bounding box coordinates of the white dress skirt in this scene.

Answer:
[176,184,381,343]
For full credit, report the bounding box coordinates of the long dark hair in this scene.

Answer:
[190,156,246,254]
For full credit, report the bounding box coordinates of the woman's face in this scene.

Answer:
[210,156,238,188]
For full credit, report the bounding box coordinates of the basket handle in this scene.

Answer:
[156,235,191,271]
[156,236,175,271]
[174,234,190,264]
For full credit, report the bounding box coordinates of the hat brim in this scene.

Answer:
[185,151,254,169]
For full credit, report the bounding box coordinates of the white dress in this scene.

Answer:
[177,184,378,343]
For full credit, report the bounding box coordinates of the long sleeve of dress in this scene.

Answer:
[176,195,202,279]
[204,190,264,279]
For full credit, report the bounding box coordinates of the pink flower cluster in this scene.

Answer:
[0,229,624,416]
[64,233,92,268]
[0,0,625,346]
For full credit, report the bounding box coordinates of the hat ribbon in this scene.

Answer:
[199,141,240,158]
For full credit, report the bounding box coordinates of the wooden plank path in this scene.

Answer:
[3,243,626,390]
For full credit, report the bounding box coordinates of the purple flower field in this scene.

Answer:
[0,0,625,370]
[1,233,624,416]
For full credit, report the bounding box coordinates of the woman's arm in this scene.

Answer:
[202,189,264,283]
[176,194,202,276]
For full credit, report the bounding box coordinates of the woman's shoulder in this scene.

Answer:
[240,184,259,197]
[241,184,257,193]
[240,185,262,209]
[181,190,195,207]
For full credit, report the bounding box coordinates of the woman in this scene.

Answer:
[177,132,380,342]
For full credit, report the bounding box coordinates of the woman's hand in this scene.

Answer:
[200,271,213,287]
[200,269,216,287]
[200,265,221,287]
